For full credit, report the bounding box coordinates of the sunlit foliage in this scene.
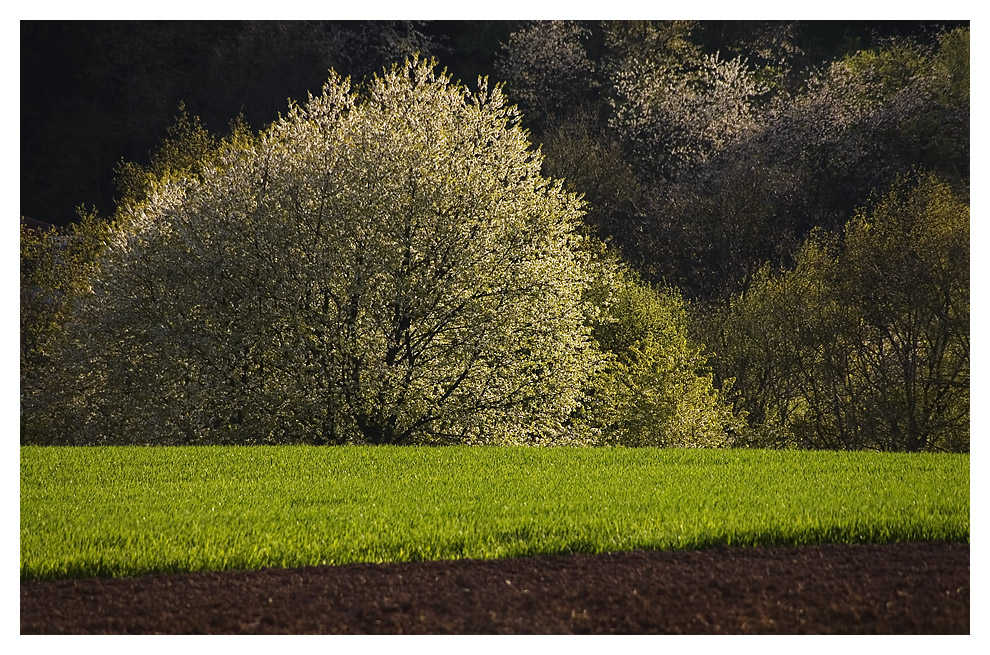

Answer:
[40,58,610,446]
[712,175,968,451]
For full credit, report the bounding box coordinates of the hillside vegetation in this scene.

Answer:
[21,22,969,450]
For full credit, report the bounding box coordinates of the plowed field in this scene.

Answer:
[20,541,969,634]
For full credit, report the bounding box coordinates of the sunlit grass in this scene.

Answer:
[20,446,969,581]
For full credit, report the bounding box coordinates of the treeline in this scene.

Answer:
[22,59,739,448]
[21,21,969,451]
[492,21,969,451]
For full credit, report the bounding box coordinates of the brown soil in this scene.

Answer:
[20,541,968,634]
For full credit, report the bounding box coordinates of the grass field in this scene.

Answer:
[20,446,969,581]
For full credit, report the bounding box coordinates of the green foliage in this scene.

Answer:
[930,27,969,108]
[113,104,225,208]
[20,212,111,443]
[600,20,703,79]
[21,445,969,581]
[841,40,928,103]
[23,23,969,452]
[713,175,969,451]
[838,174,969,451]
[583,266,740,447]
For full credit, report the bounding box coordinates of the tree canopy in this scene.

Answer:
[30,59,600,445]
[23,58,740,448]
[708,175,968,451]
[21,21,968,452]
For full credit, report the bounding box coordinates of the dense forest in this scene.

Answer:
[21,20,969,451]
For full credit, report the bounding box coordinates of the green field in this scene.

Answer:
[20,446,969,581]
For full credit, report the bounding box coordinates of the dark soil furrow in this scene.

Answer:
[20,541,969,634]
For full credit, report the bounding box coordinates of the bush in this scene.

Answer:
[581,265,741,447]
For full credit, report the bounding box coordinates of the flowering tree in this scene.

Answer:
[46,58,607,446]
[609,51,768,182]
[495,20,596,129]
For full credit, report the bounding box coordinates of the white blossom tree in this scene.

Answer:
[52,57,607,446]
[609,51,768,182]
[495,20,596,128]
